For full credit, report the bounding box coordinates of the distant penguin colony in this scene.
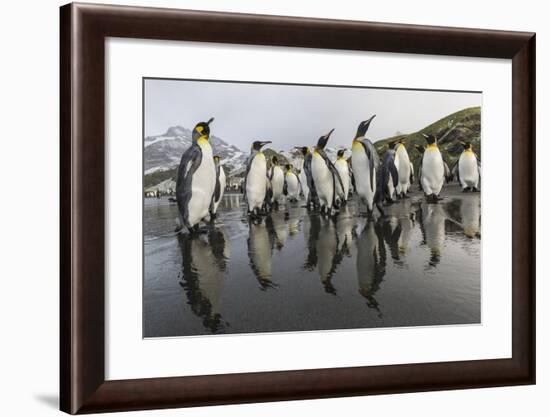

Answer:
[173,116,481,232]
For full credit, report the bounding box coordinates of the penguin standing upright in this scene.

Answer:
[211,155,226,217]
[454,141,481,192]
[351,115,380,215]
[311,129,344,214]
[244,140,272,215]
[334,149,350,206]
[297,146,318,209]
[419,133,445,202]
[392,139,412,198]
[375,148,399,206]
[283,164,301,202]
[268,156,285,205]
[294,150,309,200]
[176,117,216,232]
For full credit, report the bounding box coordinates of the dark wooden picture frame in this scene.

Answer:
[60,2,536,414]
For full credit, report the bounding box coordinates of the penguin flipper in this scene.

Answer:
[389,158,399,188]
[243,154,256,202]
[175,145,203,227]
[304,154,319,201]
[213,163,221,202]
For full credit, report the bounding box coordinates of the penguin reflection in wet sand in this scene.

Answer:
[351,115,380,215]
[334,149,350,206]
[176,117,216,232]
[454,142,481,192]
[420,133,445,202]
[311,129,344,215]
[211,155,226,218]
[244,140,272,216]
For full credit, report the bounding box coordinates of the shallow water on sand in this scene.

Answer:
[143,185,481,337]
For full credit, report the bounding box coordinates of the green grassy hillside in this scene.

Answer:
[375,106,481,172]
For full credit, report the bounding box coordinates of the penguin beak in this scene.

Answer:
[260,141,272,148]
[327,128,335,138]
[206,117,214,125]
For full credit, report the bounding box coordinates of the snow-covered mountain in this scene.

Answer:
[144,126,248,175]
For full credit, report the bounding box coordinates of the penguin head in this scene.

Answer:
[337,149,346,159]
[192,117,214,142]
[285,164,293,173]
[272,156,279,165]
[295,146,310,156]
[461,141,472,150]
[422,133,437,145]
[316,128,335,150]
[251,140,272,151]
[355,115,376,139]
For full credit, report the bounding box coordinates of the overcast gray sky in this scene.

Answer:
[144,78,481,151]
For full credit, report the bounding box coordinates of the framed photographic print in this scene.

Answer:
[60,2,536,414]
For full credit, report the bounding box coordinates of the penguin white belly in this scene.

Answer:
[335,160,350,200]
[246,154,267,211]
[421,149,444,195]
[395,146,411,194]
[188,143,216,226]
[213,167,226,214]
[351,148,376,210]
[311,153,334,208]
[271,167,284,201]
[458,153,479,189]
[286,173,300,200]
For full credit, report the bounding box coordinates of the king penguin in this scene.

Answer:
[244,140,272,215]
[334,149,350,206]
[392,138,412,198]
[283,164,301,202]
[176,117,216,232]
[419,133,445,202]
[454,141,481,192]
[375,147,399,207]
[268,156,285,206]
[211,155,226,217]
[297,146,318,209]
[351,115,380,215]
[311,129,344,215]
